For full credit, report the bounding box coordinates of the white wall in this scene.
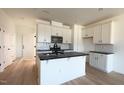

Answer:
[0,9,16,71]
[112,15,124,74]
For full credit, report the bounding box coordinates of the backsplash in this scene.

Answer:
[36,42,73,50]
[95,44,114,53]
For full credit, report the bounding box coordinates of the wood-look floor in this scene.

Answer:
[0,59,38,85]
[64,63,124,85]
[0,59,124,85]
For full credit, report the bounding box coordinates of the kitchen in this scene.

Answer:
[36,18,115,85]
[36,20,88,84]
[0,8,124,85]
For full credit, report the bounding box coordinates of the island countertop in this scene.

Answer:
[38,52,88,60]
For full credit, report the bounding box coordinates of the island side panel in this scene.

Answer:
[40,56,86,85]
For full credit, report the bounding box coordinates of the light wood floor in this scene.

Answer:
[0,59,38,85]
[64,63,124,85]
[0,60,124,85]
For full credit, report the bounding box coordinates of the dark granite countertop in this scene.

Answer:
[90,51,114,55]
[38,52,88,60]
[37,49,73,51]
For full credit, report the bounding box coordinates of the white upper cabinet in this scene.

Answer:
[93,24,102,43]
[93,22,113,44]
[37,24,51,43]
[101,22,111,44]
[63,28,72,43]
[82,27,94,38]
[51,26,63,37]
[37,21,72,44]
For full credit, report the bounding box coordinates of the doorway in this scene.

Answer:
[16,25,36,60]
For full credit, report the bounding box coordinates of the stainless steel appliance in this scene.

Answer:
[51,36,63,43]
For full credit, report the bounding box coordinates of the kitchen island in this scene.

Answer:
[37,52,87,85]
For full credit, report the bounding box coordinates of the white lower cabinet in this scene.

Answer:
[41,56,86,85]
[89,53,113,73]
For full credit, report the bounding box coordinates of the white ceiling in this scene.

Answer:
[3,8,124,26]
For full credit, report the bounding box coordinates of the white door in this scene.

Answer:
[0,29,3,69]
[22,31,36,60]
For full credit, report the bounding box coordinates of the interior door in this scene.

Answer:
[22,31,36,60]
[0,29,3,68]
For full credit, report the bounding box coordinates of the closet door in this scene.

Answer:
[0,28,2,68]
[0,28,5,70]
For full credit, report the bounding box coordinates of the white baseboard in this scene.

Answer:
[0,68,4,72]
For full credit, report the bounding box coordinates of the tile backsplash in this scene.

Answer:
[95,44,114,53]
[36,42,73,50]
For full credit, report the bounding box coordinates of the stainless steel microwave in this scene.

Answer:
[51,36,63,43]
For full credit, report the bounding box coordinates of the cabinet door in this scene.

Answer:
[89,53,95,66]
[90,53,99,68]
[63,28,72,43]
[0,29,3,68]
[65,29,72,43]
[63,28,67,43]
[37,24,51,42]
[51,26,63,36]
[101,22,111,44]
[93,25,102,44]
[98,54,107,71]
